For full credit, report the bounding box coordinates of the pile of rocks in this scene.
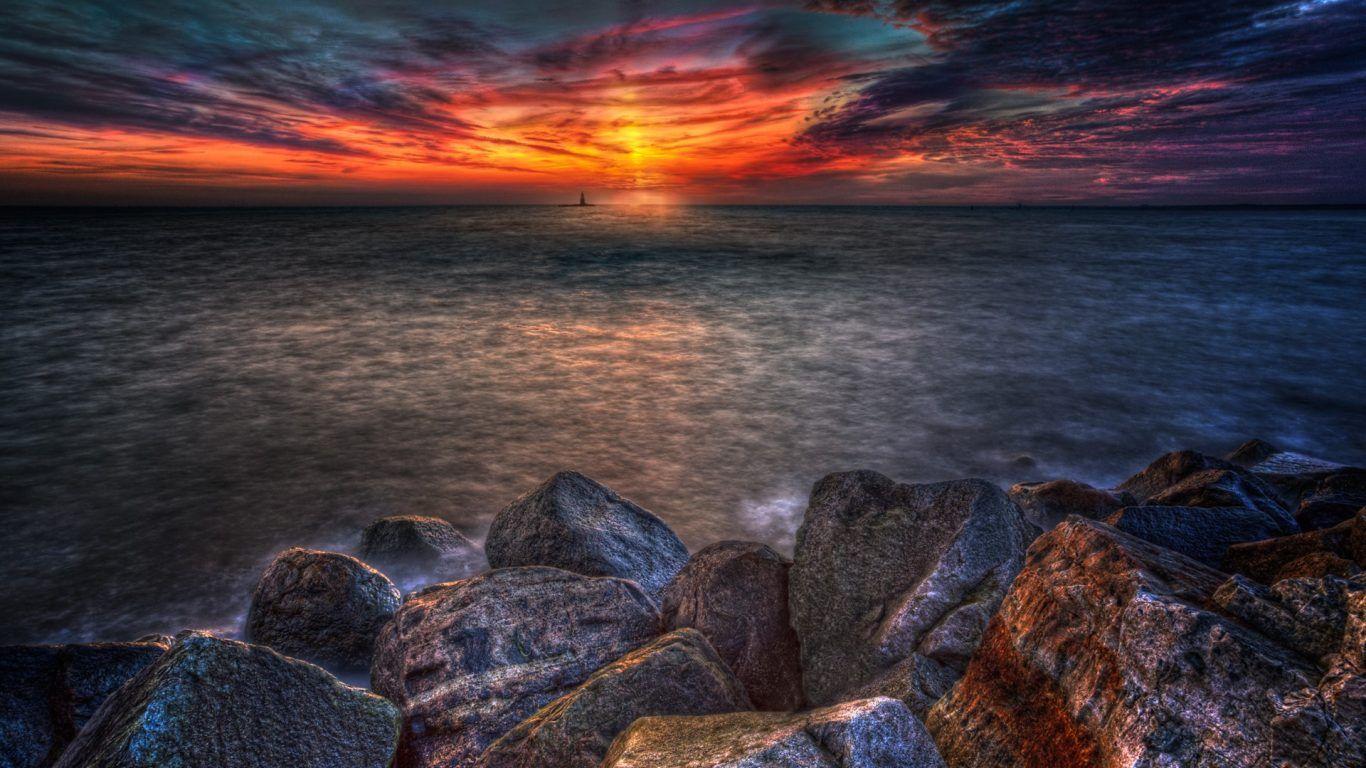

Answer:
[2,438,1361,767]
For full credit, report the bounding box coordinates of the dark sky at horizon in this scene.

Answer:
[2,1,1364,205]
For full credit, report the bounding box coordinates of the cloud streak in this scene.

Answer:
[0,0,1362,203]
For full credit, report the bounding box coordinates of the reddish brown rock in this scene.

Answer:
[1007,480,1126,532]
[1223,509,1364,584]
[475,629,750,768]
[1116,449,1241,502]
[371,566,661,768]
[660,541,803,710]
[925,518,1354,768]
[602,697,947,768]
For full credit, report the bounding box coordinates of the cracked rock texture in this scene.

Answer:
[789,472,1031,715]
[660,540,804,710]
[1223,508,1364,583]
[601,696,946,768]
[925,518,1361,768]
[0,640,168,768]
[52,632,399,768]
[246,547,401,674]
[475,629,750,768]
[370,566,660,768]
[484,471,689,599]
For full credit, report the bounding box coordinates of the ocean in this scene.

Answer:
[1,205,1363,644]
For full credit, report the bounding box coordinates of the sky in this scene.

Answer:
[1,0,1363,205]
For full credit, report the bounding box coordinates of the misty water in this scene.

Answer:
[2,205,1363,644]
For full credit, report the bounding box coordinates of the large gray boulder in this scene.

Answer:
[1,640,168,768]
[371,566,661,768]
[660,541,803,710]
[246,548,401,674]
[789,472,1031,715]
[1007,479,1127,532]
[357,515,485,587]
[484,471,689,598]
[475,629,750,768]
[926,518,1361,768]
[1104,505,1284,566]
[52,632,399,768]
[601,696,946,768]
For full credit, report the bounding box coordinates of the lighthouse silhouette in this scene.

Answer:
[578,191,587,206]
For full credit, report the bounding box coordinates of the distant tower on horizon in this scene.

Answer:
[579,191,587,206]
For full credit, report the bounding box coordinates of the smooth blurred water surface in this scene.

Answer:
[2,205,1363,643]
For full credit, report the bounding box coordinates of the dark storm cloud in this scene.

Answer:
[0,1,504,151]
[801,0,1366,196]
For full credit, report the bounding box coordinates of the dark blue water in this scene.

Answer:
[2,205,1363,644]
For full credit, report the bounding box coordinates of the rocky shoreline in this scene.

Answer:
[2,439,1362,767]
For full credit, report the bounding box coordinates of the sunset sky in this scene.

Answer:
[2,0,1364,205]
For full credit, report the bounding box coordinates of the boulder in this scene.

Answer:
[925,518,1357,768]
[0,640,167,768]
[1210,575,1349,660]
[1226,438,1283,468]
[601,696,946,768]
[1007,479,1127,532]
[1298,493,1366,531]
[1146,468,1297,533]
[475,629,750,768]
[659,541,803,710]
[371,566,661,768]
[484,471,689,598]
[1116,449,1242,502]
[1223,509,1364,583]
[52,632,399,768]
[357,515,485,586]
[246,547,401,673]
[1104,505,1283,566]
[789,472,1031,715]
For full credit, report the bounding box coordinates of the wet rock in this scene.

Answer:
[1223,509,1364,583]
[0,640,167,768]
[1007,479,1126,532]
[660,541,803,710]
[371,566,660,768]
[475,629,750,768]
[1147,468,1297,533]
[925,518,1353,768]
[52,632,399,768]
[1210,575,1346,660]
[246,547,401,673]
[789,472,1031,715]
[1104,505,1283,566]
[358,515,485,586]
[485,471,689,598]
[1226,438,1283,468]
[1116,449,1242,502]
[602,696,946,768]
[1298,492,1366,531]
[1273,657,1366,767]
